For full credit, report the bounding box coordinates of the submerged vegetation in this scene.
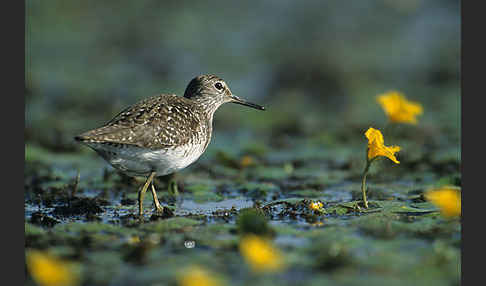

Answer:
[24,93,461,284]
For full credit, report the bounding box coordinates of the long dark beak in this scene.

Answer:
[230,95,265,111]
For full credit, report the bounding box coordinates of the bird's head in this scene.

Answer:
[183,74,265,112]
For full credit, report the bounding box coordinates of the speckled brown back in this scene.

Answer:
[75,94,210,150]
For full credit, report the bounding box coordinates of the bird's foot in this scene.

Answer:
[150,206,174,220]
[154,203,164,213]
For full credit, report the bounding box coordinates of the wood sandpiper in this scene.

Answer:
[75,74,265,216]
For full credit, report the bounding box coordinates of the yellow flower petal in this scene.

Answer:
[425,187,461,218]
[377,91,423,124]
[309,201,323,211]
[239,235,284,273]
[240,155,254,168]
[126,235,141,245]
[26,250,79,286]
[178,266,222,286]
[310,221,324,227]
[365,127,401,163]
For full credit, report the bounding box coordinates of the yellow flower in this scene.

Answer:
[240,155,254,168]
[377,91,423,124]
[309,201,323,211]
[239,235,284,273]
[425,187,461,218]
[126,235,141,245]
[310,221,324,227]
[26,250,79,286]
[178,266,222,286]
[365,127,401,164]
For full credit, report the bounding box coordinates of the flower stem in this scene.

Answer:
[361,159,372,208]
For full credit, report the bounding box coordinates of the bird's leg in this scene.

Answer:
[138,172,156,216]
[167,173,179,197]
[150,182,164,213]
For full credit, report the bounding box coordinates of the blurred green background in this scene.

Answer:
[25,0,460,154]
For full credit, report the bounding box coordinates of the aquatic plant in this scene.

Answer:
[26,250,80,286]
[425,186,461,218]
[239,234,284,273]
[377,91,423,124]
[361,127,401,208]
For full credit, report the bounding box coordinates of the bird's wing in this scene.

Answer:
[75,94,205,149]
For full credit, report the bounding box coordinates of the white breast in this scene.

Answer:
[92,140,208,177]
[141,142,207,176]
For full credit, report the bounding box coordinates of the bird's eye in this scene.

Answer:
[214,82,224,91]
